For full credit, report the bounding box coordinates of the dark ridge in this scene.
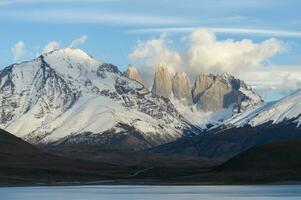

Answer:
[0,129,132,185]
[151,120,301,159]
[218,139,301,171]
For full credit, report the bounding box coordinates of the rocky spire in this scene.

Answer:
[126,65,148,88]
[195,78,234,111]
[149,66,262,112]
[172,72,192,105]
[151,64,173,98]
[192,74,243,112]
[192,73,215,102]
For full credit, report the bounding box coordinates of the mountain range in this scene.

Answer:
[1,47,301,184]
[153,88,301,158]
[0,48,201,150]
[1,127,300,185]
[0,47,262,150]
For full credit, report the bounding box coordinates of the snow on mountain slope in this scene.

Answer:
[238,82,263,111]
[170,97,233,129]
[224,89,301,128]
[0,48,197,150]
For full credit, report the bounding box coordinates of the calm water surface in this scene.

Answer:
[1,185,301,200]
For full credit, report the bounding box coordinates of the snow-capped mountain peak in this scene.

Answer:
[224,89,301,128]
[42,47,102,78]
[0,48,198,150]
[44,47,96,62]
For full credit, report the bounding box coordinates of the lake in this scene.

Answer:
[1,185,301,200]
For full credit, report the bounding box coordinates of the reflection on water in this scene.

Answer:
[1,185,301,200]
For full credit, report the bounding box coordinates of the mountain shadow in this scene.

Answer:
[150,119,301,159]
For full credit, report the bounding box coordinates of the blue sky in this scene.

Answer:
[0,0,301,101]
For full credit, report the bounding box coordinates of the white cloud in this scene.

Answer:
[129,34,182,80]
[129,27,301,38]
[238,66,301,101]
[129,28,284,79]
[11,41,25,61]
[43,41,60,53]
[36,36,86,57]
[70,35,87,47]
[209,27,301,38]
[187,29,284,75]
[279,76,301,94]
[0,10,192,26]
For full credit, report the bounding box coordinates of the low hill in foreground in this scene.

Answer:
[219,139,301,171]
[1,127,301,185]
[0,128,220,185]
[0,129,131,185]
[211,139,301,183]
[161,139,301,184]
[129,139,301,184]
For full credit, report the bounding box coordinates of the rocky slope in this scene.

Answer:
[0,48,198,150]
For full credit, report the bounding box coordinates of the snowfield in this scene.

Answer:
[224,89,301,128]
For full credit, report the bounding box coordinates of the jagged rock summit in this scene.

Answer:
[126,65,148,88]
[150,66,194,105]
[0,48,198,150]
[172,72,192,105]
[151,64,173,98]
[149,64,262,113]
[192,73,262,112]
[192,73,215,102]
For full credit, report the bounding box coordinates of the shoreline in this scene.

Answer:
[1,179,301,188]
